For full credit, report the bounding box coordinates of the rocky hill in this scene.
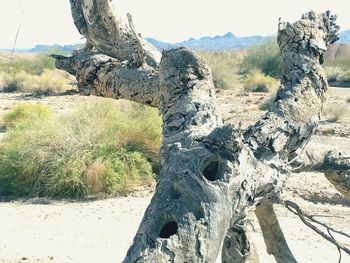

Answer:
[146,33,271,51]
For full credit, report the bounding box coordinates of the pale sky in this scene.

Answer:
[0,0,350,48]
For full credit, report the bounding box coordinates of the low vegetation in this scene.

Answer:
[0,54,75,93]
[199,51,242,90]
[0,54,56,75]
[323,102,347,123]
[2,103,53,129]
[0,99,162,198]
[0,69,74,93]
[243,70,279,93]
[240,40,282,78]
[324,64,350,87]
[1,46,348,198]
[199,43,282,92]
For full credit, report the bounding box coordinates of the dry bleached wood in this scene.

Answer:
[254,199,296,263]
[124,47,284,262]
[53,52,160,106]
[69,0,161,66]
[291,142,350,198]
[55,1,348,261]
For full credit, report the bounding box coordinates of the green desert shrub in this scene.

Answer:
[325,66,350,87]
[0,99,162,198]
[243,70,278,93]
[241,40,282,78]
[0,54,55,75]
[199,51,242,90]
[3,103,53,129]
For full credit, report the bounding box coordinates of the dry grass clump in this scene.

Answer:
[323,102,347,123]
[0,53,75,93]
[0,99,162,198]
[18,69,74,92]
[199,51,242,90]
[325,66,350,87]
[243,70,278,93]
[0,69,74,93]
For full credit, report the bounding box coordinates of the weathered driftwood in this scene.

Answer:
[69,0,160,66]
[53,52,160,106]
[291,142,350,198]
[54,0,162,105]
[254,199,296,263]
[55,1,349,261]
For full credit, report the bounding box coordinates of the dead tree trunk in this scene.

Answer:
[55,1,348,261]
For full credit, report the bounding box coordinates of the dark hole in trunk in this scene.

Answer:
[203,160,220,181]
[160,221,178,238]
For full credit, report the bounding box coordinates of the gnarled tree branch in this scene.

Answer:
[57,2,343,261]
[69,0,160,66]
[52,52,160,106]
[53,0,162,105]
[221,218,259,263]
[244,11,339,162]
[291,142,350,198]
[226,11,341,262]
[285,200,350,256]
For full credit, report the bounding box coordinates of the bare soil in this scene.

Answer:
[0,88,349,263]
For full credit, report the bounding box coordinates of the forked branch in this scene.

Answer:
[285,200,350,256]
[69,0,160,66]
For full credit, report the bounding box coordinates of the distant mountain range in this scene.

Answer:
[147,30,350,51]
[0,44,84,53]
[146,32,272,51]
[29,44,85,53]
[2,30,350,53]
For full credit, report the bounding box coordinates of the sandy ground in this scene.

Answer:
[0,88,349,262]
[0,194,151,263]
[0,173,349,263]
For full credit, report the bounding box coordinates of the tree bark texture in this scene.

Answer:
[221,218,259,263]
[55,2,347,262]
[53,52,160,106]
[291,142,350,198]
